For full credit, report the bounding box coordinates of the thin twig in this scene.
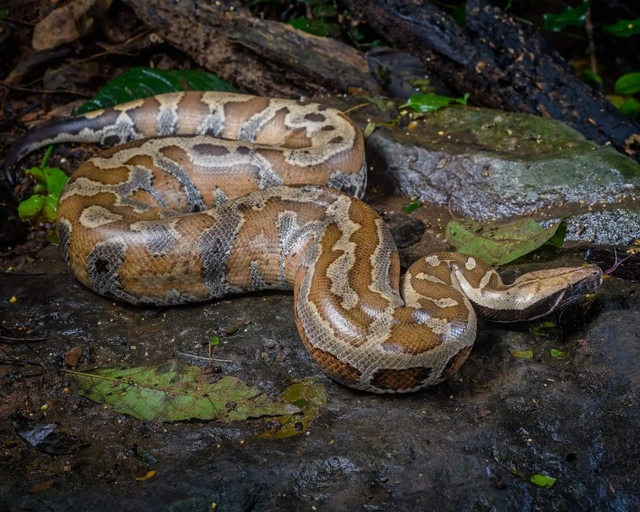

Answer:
[176,351,233,363]
[2,270,47,276]
[343,102,370,115]
[584,7,598,76]
[0,81,92,97]
[0,334,47,343]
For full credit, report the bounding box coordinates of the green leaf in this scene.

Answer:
[67,362,300,423]
[452,7,466,27]
[582,70,602,85]
[530,474,557,488]
[543,1,590,32]
[530,321,556,337]
[41,195,60,223]
[603,18,640,37]
[509,349,533,359]
[20,166,69,223]
[258,378,327,439]
[402,93,469,113]
[619,98,640,118]
[0,9,6,21]
[550,348,570,359]
[615,73,640,95]
[18,195,45,221]
[444,218,567,266]
[403,199,420,214]
[76,68,236,115]
[288,17,341,37]
[312,5,337,17]
[210,336,221,346]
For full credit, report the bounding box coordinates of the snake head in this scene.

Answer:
[505,264,603,321]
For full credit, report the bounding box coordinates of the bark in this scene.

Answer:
[342,0,640,162]
[120,0,381,97]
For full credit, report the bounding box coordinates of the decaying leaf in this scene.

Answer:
[259,378,327,439]
[445,217,567,266]
[550,348,570,359]
[135,470,156,482]
[67,362,300,423]
[509,349,533,359]
[32,0,113,51]
[529,321,557,337]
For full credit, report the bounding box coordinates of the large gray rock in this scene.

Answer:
[361,106,640,245]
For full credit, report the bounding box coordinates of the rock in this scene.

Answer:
[361,106,640,244]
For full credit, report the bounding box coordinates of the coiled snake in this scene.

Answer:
[3,92,603,393]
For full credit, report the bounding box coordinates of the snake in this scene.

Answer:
[3,91,603,393]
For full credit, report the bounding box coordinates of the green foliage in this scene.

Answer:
[403,199,420,214]
[603,18,640,37]
[582,70,602,85]
[288,16,340,37]
[530,474,557,488]
[543,1,590,32]
[444,217,567,266]
[0,9,6,20]
[509,349,533,359]
[619,98,640,119]
[18,147,68,224]
[258,378,327,439]
[402,93,469,114]
[77,68,236,114]
[550,348,570,359]
[529,321,557,337]
[68,363,300,423]
[615,73,640,95]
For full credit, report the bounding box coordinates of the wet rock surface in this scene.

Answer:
[359,105,640,245]
[1,241,639,511]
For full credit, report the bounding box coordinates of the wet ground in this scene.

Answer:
[1,230,639,511]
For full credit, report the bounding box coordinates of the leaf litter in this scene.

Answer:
[67,362,327,437]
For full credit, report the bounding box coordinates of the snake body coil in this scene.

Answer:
[3,92,603,393]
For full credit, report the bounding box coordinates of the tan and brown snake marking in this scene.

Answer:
[3,92,603,393]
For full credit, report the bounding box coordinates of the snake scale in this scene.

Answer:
[3,92,603,393]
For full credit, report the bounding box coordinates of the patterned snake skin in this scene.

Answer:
[3,92,603,393]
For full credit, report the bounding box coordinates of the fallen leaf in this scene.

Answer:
[225,319,251,335]
[445,218,567,266]
[259,378,327,439]
[65,346,83,367]
[135,470,156,482]
[550,348,570,359]
[32,0,113,51]
[67,361,300,422]
[28,480,54,493]
[530,473,557,488]
[509,349,533,359]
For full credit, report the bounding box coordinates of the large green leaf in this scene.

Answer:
[77,68,236,114]
[445,218,567,266]
[615,73,640,95]
[67,362,300,422]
